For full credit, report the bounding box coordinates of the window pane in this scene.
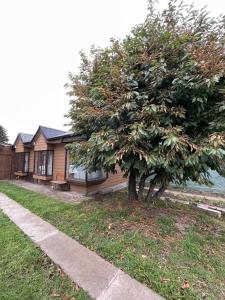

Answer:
[15,152,29,173]
[68,165,86,181]
[67,156,106,182]
[87,170,105,181]
[35,151,53,176]
[24,153,29,173]
[47,151,53,176]
[39,151,46,175]
[15,153,25,172]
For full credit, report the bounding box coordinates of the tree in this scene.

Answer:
[66,0,225,202]
[0,125,9,144]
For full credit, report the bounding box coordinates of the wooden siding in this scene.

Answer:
[34,133,53,151]
[15,137,25,153]
[0,146,13,179]
[33,174,53,180]
[65,152,126,194]
[53,144,66,180]
[29,149,34,172]
[70,183,87,194]
[87,165,126,194]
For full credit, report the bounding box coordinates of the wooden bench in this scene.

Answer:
[14,172,28,179]
[50,180,70,191]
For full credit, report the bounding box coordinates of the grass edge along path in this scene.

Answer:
[0,208,91,300]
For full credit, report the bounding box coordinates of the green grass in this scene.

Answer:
[1,181,225,300]
[0,210,91,300]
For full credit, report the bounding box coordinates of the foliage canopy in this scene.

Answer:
[66,0,225,201]
[0,125,9,144]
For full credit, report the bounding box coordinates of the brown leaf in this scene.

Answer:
[160,277,170,283]
[182,279,190,289]
[48,271,55,279]
[75,283,81,292]
[58,267,65,278]
[49,289,60,297]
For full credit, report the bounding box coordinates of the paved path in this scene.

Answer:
[165,189,225,203]
[143,187,225,203]
[0,193,164,300]
[10,180,89,204]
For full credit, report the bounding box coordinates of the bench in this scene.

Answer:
[50,180,70,191]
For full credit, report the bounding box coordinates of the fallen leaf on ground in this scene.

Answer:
[49,289,60,297]
[160,277,170,283]
[73,283,81,292]
[48,271,55,279]
[58,267,65,277]
[182,279,190,289]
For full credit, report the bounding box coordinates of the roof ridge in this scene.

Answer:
[39,125,67,133]
[19,132,34,136]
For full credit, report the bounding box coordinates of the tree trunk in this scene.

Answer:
[149,184,168,203]
[128,168,138,202]
[145,181,156,202]
[138,174,148,201]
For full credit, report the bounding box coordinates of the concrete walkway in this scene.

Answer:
[165,189,225,203]
[10,180,89,204]
[0,192,164,300]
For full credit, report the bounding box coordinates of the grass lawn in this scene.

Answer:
[0,182,225,300]
[0,210,91,300]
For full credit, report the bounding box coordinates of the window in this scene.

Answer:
[15,152,30,173]
[67,163,106,182]
[34,150,53,176]
[69,165,86,181]
[24,152,29,172]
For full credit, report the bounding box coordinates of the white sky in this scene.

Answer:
[0,0,224,143]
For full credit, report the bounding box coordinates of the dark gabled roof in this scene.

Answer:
[19,133,34,144]
[38,126,67,140]
[14,126,84,146]
[47,131,74,140]
[13,133,34,146]
[47,131,87,142]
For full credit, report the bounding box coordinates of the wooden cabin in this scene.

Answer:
[12,126,126,195]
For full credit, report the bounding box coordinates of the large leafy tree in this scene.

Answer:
[0,125,9,144]
[66,0,225,202]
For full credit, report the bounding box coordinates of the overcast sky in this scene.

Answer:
[0,0,224,142]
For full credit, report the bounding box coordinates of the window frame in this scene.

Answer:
[66,154,107,184]
[14,152,30,173]
[34,150,54,176]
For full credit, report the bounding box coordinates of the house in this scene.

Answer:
[13,126,126,195]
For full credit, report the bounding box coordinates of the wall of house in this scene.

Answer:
[70,183,87,194]
[14,137,32,178]
[12,135,126,195]
[86,165,126,194]
[29,149,34,172]
[34,133,53,151]
[53,144,66,181]
[64,149,126,194]
[15,137,25,153]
